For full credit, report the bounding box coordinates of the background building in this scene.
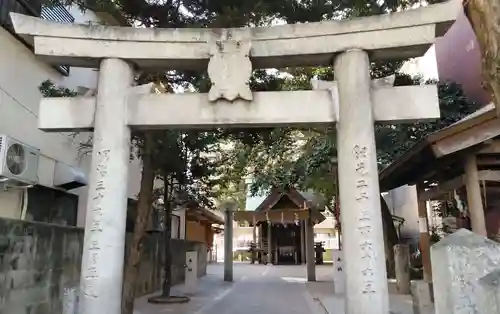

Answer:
[402,10,489,106]
[0,1,146,228]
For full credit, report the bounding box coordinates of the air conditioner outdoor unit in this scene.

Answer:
[0,135,39,186]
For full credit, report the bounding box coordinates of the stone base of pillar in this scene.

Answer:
[394,244,410,294]
[411,281,434,314]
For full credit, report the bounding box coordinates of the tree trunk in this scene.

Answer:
[161,177,173,297]
[380,195,399,278]
[463,0,500,114]
[122,133,155,314]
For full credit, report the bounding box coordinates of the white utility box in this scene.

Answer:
[185,251,198,295]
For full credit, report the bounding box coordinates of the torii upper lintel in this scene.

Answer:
[10,0,460,70]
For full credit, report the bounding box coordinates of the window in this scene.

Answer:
[25,185,78,226]
[0,0,74,75]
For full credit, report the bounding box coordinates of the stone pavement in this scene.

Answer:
[134,263,414,314]
[134,263,324,314]
[307,266,414,314]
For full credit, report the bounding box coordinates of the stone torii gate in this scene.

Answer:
[11,1,459,313]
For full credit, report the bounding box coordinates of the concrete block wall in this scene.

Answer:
[128,234,208,297]
[0,218,207,313]
[0,218,83,314]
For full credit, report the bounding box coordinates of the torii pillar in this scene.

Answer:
[81,59,135,313]
[311,56,442,314]
[334,50,389,313]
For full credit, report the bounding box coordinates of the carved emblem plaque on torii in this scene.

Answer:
[9,1,461,313]
[208,39,253,102]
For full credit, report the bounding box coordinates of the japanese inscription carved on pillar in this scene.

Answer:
[207,40,253,102]
[353,144,376,295]
[83,148,110,299]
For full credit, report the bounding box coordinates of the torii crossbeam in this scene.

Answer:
[10,1,460,313]
[38,84,439,131]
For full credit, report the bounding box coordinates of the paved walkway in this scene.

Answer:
[134,263,325,314]
[134,263,415,314]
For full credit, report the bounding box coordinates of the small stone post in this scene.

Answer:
[332,249,346,294]
[432,229,500,314]
[305,217,316,281]
[63,287,78,314]
[224,203,235,282]
[394,244,410,294]
[78,58,133,314]
[335,49,389,314]
[411,281,434,314]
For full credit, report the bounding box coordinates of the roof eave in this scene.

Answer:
[379,104,497,192]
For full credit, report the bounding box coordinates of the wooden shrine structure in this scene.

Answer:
[379,103,500,286]
[234,188,325,265]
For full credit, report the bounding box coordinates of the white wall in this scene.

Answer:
[0,26,94,165]
[314,215,335,229]
[0,8,143,226]
[400,45,439,80]
[386,185,420,240]
[0,24,92,221]
[314,230,339,250]
[314,214,338,250]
